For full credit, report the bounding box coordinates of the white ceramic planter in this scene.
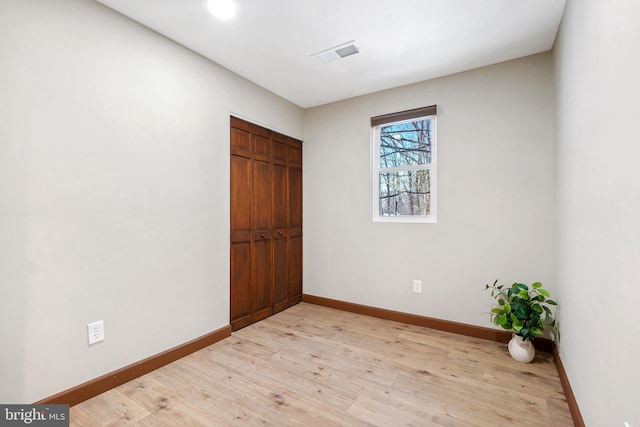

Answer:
[508,334,535,363]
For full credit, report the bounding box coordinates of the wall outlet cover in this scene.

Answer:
[88,320,104,345]
[413,280,422,294]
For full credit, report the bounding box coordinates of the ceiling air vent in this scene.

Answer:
[311,41,360,64]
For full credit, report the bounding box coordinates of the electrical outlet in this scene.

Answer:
[413,280,422,294]
[87,320,104,345]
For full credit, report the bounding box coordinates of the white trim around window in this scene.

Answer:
[371,110,437,223]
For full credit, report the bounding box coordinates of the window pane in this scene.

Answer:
[379,169,431,216]
[379,119,433,168]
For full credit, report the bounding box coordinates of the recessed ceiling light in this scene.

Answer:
[208,0,236,19]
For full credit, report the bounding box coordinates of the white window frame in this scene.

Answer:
[371,113,437,223]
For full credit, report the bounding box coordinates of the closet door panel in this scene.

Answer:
[272,161,288,310]
[273,136,288,164]
[289,166,303,230]
[252,160,272,231]
[230,118,251,156]
[230,242,252,321]
[288,233,303,299]
[288,141,302,167]
[272,232,288,309]
[252,233,272,318]
[252,128,271,162]
[273,163,288,231]
[230,155,251,233]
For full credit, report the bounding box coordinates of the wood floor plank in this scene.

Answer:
[347,395,431,426]
[69,390,150,426]
[70,303,573,426]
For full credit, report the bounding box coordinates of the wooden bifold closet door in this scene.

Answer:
[230,117,302,331]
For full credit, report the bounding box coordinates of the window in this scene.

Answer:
[371,105,437,223]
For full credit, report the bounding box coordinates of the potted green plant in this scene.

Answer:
[485,280,557,362]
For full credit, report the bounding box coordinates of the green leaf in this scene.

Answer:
[532,304,543,313]
[547,299,558,305]
[518,290,530,300]
[504,303,511,313]
[532,282,542,289]
[516,283,529,291]
[510,314,523,330]
[498,299,505,306]
[520,327,530,338]
[543,306,552,316]
[538,288,550,297]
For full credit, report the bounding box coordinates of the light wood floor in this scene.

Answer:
[70,303,573,426]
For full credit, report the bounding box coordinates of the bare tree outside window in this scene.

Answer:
[373,117,436,221]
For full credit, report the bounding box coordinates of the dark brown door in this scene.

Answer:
[287,142,303,301]
[230,117,302,330]
[250,131,272,320]
[230,122,252,327]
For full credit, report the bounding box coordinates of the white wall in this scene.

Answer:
[303,53,555,327]
[0,0,303,403]
[554,0,640,425]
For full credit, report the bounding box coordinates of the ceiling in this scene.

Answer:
[95,0,566,109]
